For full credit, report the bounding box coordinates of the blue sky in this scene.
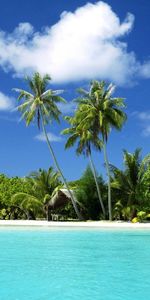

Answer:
[0,0,150,180]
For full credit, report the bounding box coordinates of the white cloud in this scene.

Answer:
[35,132,63,142]
[0,115,17,122]
[133,111,150,137]
[58,101,77,114]
[0,92,14,110]
[137,112,150,121]
[0,1,149,85]
[139,61,150,79]
[142,126,150,137]
[13,23,34,37]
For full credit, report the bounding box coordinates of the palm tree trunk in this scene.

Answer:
[41,116,83,220]
[103,142,112,221]
[88,151,106,218]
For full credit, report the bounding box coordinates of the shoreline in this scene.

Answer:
[0,220,150,229]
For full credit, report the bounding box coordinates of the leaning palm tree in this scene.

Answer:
[74,80,127,220]
[62,115,106,218]
[13,72,82,220]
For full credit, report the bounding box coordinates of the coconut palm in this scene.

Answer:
[29,167,62,220]
[74,80,127,220]
[110,149,150,220]
[29,167,61,199]
[13,72,82,220]
[62,115,106,217]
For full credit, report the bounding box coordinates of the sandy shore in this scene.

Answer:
[0,220,150,229]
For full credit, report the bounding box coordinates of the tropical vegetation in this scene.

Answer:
[0,148,150,222]
[0,73,149,222]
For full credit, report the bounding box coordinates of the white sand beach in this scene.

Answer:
[0,220,150,229]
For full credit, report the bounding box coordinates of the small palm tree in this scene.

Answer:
[29,167,62,219]
[74,80,127,220]
[110,148,150,219]
[13,72,82,220]
[29,167,61,199]
[62,115,106,217]
[11,192,43,219]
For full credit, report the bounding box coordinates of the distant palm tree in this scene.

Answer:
[29,167,62,220]
[74,80,127,220]
[62,116,106,217]
[110,149,150,219]
[13,72,82,220]
[29,167,61,198]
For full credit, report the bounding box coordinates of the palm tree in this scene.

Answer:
[62,115,106,218]
[74,80,127,220]
[11,168,61,220]
[29,167,61,198]
[13,72,82,220]
[29,167,62,220]
[110,148,150,220]
[11,192,43,219]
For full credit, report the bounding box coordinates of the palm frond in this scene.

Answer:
[65,134,78,149]
[13,88,34,100]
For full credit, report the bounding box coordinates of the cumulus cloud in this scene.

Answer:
[0,1,149,84]
[0,92,14,110]
[35,132,63,142]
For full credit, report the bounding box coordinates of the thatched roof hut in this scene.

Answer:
[48,189,77,210]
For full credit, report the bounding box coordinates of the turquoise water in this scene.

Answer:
[0,228,150,300]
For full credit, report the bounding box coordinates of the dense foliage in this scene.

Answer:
[75,166,107,220]
[0,175,33,219]
[0,149,149,222]
[0,168,61,220]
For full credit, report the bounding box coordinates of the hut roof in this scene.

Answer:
[48,189,77,210]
